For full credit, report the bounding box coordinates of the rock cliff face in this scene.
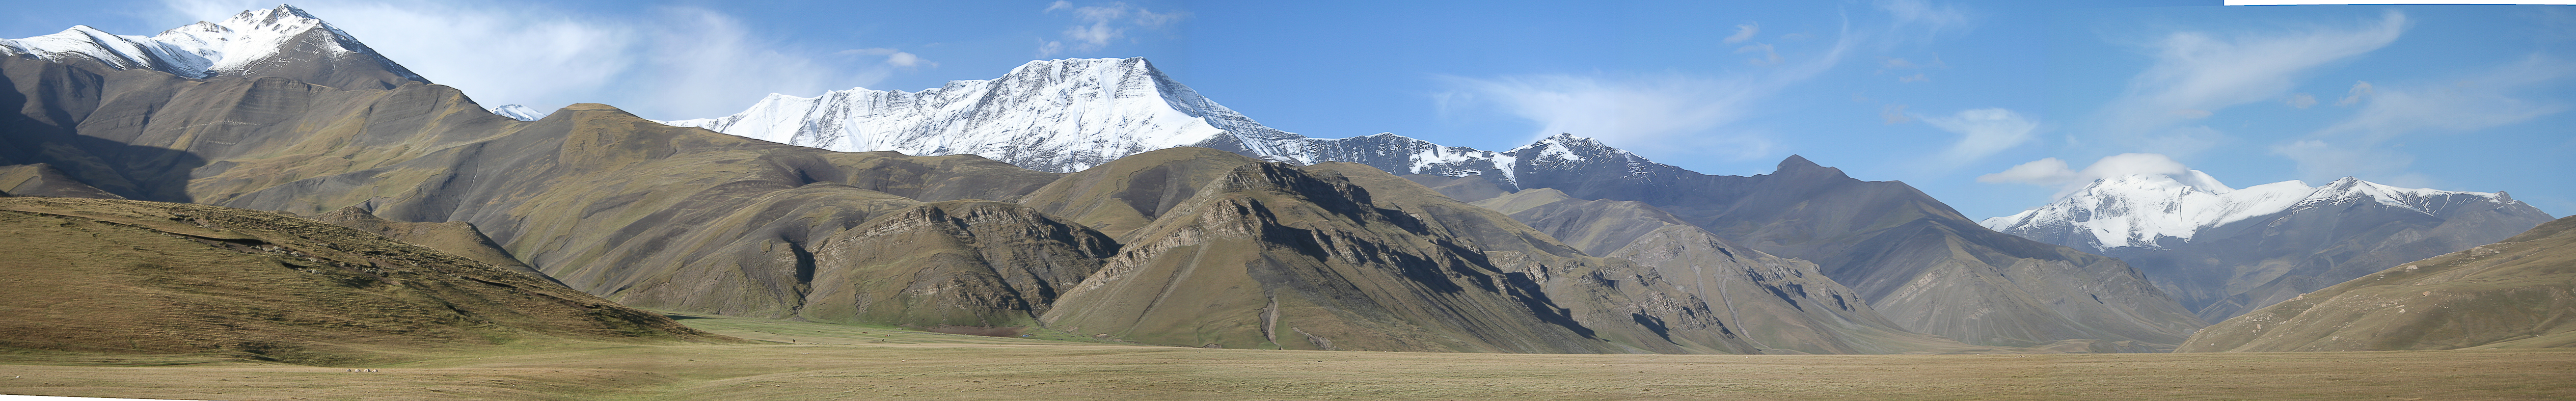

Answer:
[1984,174,2556,322]
[0,197,731,365]
[2181,215,2576,352]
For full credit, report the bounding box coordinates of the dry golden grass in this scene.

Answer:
[3,311,2571,400]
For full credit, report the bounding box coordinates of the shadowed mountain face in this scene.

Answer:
[2181,215,2576,352]
[0,163,124,199]
[0,197,731,365]
[1492,139,2204,348]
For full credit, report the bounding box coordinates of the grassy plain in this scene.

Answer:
[2,311,2571,400]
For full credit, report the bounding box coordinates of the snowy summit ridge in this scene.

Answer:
[661,58,1302,173]
[662,57,1653,186]
[0,5,424,84]
[1980,172,2524,250]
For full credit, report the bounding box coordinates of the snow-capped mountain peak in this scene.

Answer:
[660,57,1300,173]
[0,5,423,84]
[1983,172,2526,250]
[489,104,547,121]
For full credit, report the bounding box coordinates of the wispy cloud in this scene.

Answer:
[1980,153,2197,192]
[2275,56,2571,181]
[156,0,924,120]
[1436,73,1781,159]
[1039,1,1185,57]
[1921,108,2040,166]
[1439,1,1997,161]
[2094,11,2407,155]
[1724,23,1759,43]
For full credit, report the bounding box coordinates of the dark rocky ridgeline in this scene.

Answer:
[2180,215,2576,352]
[0,197,735,365]
[1470,135,2204,349]
[1471,189,1975,354]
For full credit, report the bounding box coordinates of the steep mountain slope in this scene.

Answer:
[0,5,425,90]
[0,197,729,365]
[1984,173,2555,321]
[1042,160,1759,353]
[1472,189,1974,354]
[2180,215,2576,352]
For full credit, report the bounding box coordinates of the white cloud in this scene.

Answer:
[2335,81,2373,106]
[155,1,920,120]
[1438,74,1770,158]
[1980,153,2192,190]
[1039,1,1185,57]
[2095,11,2406,154]
[1725,23,1759,44]
[2279,56,2571,181]
[1921,108,2040,165]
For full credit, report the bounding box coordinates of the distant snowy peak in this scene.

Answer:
[1983,172,2523,250]
[660,57,1679,186]
[489,104,547,121]
[0,5,423,83]
[661,57,1306,173]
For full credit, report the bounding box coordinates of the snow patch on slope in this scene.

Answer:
[490,104,547,121]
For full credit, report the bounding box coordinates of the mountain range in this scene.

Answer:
[4,5,2561,360]
[1982,172,2555,322]
[666,57,2209,349]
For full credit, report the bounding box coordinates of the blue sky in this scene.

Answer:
[7,0,2571,219]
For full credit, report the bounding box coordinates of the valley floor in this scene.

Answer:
[2,313,2571,401]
